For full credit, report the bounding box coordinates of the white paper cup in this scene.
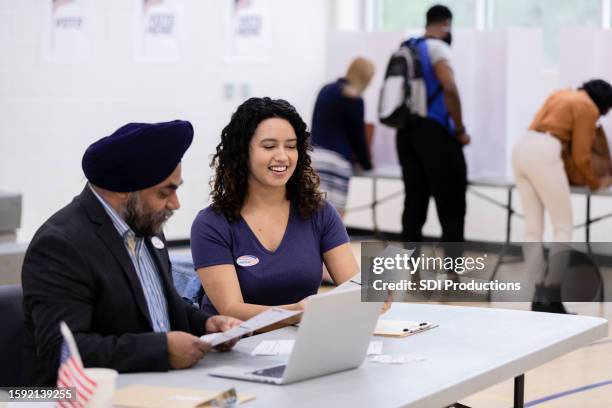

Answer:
[82,367,118,408]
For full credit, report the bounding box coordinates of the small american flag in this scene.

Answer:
[56,322,97,408]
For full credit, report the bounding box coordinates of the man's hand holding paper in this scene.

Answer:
[200,308,302,347]
[204,315,244,351]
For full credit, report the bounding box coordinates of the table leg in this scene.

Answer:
[371,176,379,239]
[583,193,605,301]
[514,374,525,408]
[487,187,514,300]
[505,188,513,243]
[586,193,591,243]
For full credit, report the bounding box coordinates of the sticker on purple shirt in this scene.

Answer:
[236,255,259,267]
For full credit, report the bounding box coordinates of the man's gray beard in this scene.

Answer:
[120,193,173,237]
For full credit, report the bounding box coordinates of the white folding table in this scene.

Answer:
[117,303,607,408]
[354,165,612,243]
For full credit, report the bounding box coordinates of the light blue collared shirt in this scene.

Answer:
[89,185,170,332]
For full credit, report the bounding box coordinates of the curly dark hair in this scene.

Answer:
[580,79,612,115]
[209,97,323,222]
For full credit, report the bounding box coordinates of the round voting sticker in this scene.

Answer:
[236,255,259,267]
[151,236,165,249]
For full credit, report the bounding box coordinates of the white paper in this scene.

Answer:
[251,340,295,356]
[329,273,362,293]
[367,341,383,356]
[133,0,181,61]
[226,0,271,62]
[251,340,383,356]
[42,0,93,63]
[200,308,301,347]
[369,354,426,364]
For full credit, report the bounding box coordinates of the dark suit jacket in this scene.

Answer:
[22,186,208,386]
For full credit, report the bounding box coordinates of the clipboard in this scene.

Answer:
[374,319,438,338]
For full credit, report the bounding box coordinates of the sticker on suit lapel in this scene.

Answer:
[236,255,259,267]
[151,236,165,249]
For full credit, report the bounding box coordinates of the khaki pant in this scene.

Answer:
[512,131,572,242]
[512,131,572,286]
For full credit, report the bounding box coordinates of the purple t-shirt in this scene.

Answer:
[190,200,349,315]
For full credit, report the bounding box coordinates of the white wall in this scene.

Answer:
[0,0,329,242]
[4,4,612,244]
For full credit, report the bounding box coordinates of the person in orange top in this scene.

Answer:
[512,79,612,314]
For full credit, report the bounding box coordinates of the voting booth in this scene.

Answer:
[559,28,612,140]
[325,28,545,180]
[328,28,545,240]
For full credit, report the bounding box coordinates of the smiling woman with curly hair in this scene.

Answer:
[190,97,359,320]
[209,97,323,221]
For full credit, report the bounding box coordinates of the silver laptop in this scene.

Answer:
[209,288,381,385]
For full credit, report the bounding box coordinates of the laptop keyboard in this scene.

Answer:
[252,365,286,378]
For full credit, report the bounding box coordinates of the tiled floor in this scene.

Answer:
[461,302,612,407]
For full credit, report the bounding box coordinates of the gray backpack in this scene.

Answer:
[378,38,440,128]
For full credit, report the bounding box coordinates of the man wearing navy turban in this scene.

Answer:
[21,120,241,386]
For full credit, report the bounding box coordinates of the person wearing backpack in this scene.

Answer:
[382,5,470,246]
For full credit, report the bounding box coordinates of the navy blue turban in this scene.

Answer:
[82,120,193,192]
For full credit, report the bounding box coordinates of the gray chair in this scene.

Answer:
[0,284,23,386]
[170,252,203,307]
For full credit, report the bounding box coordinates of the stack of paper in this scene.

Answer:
[369,355,425,364]
[251,340,383,356]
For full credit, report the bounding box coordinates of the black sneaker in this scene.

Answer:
[531,284,573,314]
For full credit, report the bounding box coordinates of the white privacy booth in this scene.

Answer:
[558,28,612,243]
[559,28,612,142]
[327,29,546,241]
